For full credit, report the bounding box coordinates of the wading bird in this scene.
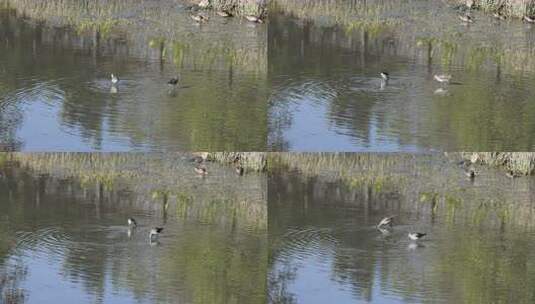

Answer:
[376,216,394,228]
[380,72,390,81]
[168,75,180,86]
[111,74,119,85]
[465,168,477,179]
[191,14,209,23]
[524,16,535,23]
[127,218,137,227]
[408,232,426,240]
[194,165,208,175]
[149,227,164,241]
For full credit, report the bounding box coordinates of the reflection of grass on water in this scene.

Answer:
[3,0,266,72]
[5,153,267,230]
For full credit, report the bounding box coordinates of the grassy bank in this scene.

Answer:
[453,0,535,18]
[189,0,266,15]
[453,152,535,175]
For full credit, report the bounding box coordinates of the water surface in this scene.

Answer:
[268,0,535,151]
[268,154,535,303]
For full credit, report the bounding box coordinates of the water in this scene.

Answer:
[0,154,267,304]
[268,0,535,151]
[0,1,267,151]
[268,154,535,303]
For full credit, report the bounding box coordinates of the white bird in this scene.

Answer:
[149,227,164,240]
[380,72,390,81]
[111,74,119,84]
[408,232,426,240]
[376,216,394,228]
[434,74,452,83]
[127,217,137,227]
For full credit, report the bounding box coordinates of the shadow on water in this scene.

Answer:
[268,153,535,304]
[0,0,268,151]
[268,0,535,151]
[0,153,267,304]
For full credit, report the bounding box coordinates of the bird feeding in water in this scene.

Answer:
[408,232,426,240]
[111,74,119,85]
[149,227,164,241]
[380,72,390,81]
[376,216,394,228]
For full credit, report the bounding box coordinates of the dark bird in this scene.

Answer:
[235,164,244,176]
[465,168,477,179]
[168,75,180,86]
[408,232,426,240]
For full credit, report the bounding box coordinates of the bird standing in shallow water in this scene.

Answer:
[376,216,394,228]
[127,218,137,227]
[465,168,477,179]
[191,14,209,23]
[111,74,119,85]
[380,72,390,81]
[408,232,426,240]
[168,75,180,87]
[149,227,164,240]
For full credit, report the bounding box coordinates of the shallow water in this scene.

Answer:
[268,154,535,303]
[0,2,267,151]
[268,0,535,151]
[0,154,267,303]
